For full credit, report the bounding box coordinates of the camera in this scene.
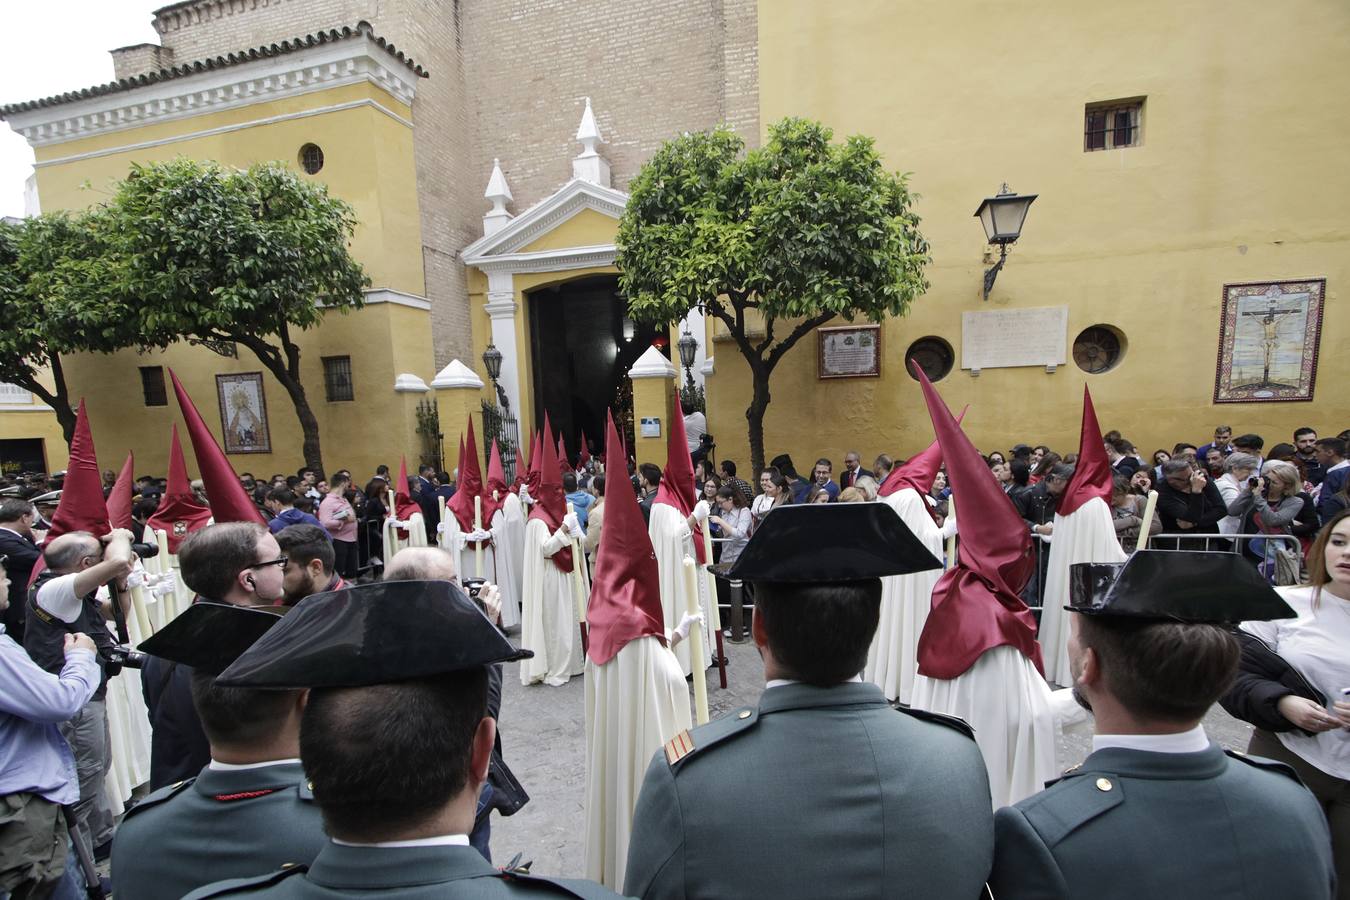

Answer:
[462,577,487,604]
[131,542,161,559]
[103,645,146,673]
[1248,477,1260,488]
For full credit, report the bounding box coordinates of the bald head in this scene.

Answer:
[384,547,457,583]
[43,532,99,574]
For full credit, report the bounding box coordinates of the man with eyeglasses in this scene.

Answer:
[142,523,288,790]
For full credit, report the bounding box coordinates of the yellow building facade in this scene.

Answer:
[4,1,1347,479]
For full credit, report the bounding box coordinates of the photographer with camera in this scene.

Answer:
[22,528,135,865]
[1229,460,1318,580]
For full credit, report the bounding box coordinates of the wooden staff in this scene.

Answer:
[1135,489,1159,552]
[436,496,448,550]
[566,501,589,654]
[129,582,153,638]
[946,533,958,570]
[699,522,728,689]
[682,556,710,724]
[474,496,484,578]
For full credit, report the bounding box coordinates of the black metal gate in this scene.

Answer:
[481,400,520,483]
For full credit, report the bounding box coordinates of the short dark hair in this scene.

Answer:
[297,467,315,479]
[267,488,296,506]
[814,458,832,471]
[132,497,159,520]
[769,454,798,479]
[1232,433,1264,451]
[592,474,606,497]
[719,460,737,477]
[1172,443,1197,455]
[276,524,335,575]
[1315,437,1346,458]
[301,671,488,841]
[0,498,34,523]
[294,496,316,514]
[1076,616,1238,723]
[1293,427,1316,441]
[189,669,299,748]
[639,463,662,489]
[419,464,435,476]
[754,580,881,685]
[178,522,267,599]
[1009,459,1031,486]
[285,475,301,489]
[562,473,578,493]
[329,473,351,490]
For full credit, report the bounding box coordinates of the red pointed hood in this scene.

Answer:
[394,457,421,522]
[912,364,1044,679]
[29,401,110,586]
[878,407,967,498]
[485,439,508,521]
[525,430,543,497]
[456,435,466,484]
[528,418,573,573]
[578,429,592,468]
[654,391,705,563]
[106,452,135,531]
[587,413,667,665]
[147,425,213,552]
[1057,386,1113,517]
[168,370,266,525]
[448,419,486,535]
[557,433,571,478]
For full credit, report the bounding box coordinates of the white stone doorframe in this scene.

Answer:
[485,269,522,414]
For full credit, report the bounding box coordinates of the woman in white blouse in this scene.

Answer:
[710,484,752,567]
[1235,508,1350,891]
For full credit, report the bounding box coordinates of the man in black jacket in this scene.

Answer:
[0,499,40,642]
[1155,459,1226,549]
[1014,463,1072,611]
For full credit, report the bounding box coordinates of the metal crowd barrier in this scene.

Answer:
[1144,532,1306,586]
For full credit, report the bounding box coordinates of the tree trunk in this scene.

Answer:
[20,354,77,447]
[745,365,771,478]
[238,339,325,474]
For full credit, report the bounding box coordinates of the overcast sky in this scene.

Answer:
[0,2,160,219]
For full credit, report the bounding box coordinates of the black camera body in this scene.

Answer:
[462,577,486,601]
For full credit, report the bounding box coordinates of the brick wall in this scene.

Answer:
[109,43,176,80]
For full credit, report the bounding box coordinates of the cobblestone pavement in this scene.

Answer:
[490,634,1254,877]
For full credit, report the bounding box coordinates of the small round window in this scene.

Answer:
[905,336,955,382]
[1072,325,1126,374]
[299,143,325,175]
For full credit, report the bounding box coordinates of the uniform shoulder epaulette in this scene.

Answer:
[1015,768,1124,847]
[894,704,976,740]
[496,871,622,898]
[182,863,307,898]
[298,778,315,802]
[122,778,195,820]
[663,706,759,769]
[1224,749,1305,785]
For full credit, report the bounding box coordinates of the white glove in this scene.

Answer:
[478,582,502,624]
[519,487,533,506]
[671,610,704,646]
[470,529,493,542]
[563,512,583,540]
[125,570,147,590]
[436,521,450,534]
[691,500,711,522]
[151,572,178,598]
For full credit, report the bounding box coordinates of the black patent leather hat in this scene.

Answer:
[215,580,532,688]
[723,503,942,583]
[1068,551,1297,623]
[138,602,284,675]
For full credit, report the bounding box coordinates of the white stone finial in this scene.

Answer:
[627,345,677,379]
[393,373,430,393]
[572,97,611,187]
[431,359,485,390]
[482,158,514,237]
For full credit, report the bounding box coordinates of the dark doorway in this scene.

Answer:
[0,439,48,475]
[527,274,666,462]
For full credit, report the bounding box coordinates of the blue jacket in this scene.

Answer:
[268,508,323,534]
[566,490,595,529]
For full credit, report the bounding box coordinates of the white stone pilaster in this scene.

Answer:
[485,269,522,415]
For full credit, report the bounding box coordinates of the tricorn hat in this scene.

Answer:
[138,602,285,675]
[216,580,532,689]
[724,503,942,583]
[1068,551,1297,623]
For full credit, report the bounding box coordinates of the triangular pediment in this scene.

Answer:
[461,178,629,266]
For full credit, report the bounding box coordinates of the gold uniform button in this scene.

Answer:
[307,781,314,791]
[1096,777,1113,792]
[738,710,752,720]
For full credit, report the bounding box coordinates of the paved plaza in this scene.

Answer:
[491,633,1255,877]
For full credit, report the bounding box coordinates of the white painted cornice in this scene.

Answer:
[5,31,421,148]
[628,345,677,379]
[393,373,430,393]
[430,359,484,390]
[462,177,628,265]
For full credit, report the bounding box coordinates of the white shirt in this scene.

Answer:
[1240,584,1350,779]
[1215,473,1244,535]
[1093,725,1209,755]
[683,412,707,453]
[35,572,84,624]
[332,834,470,849]
[208,758,302,771]
[765,675,863,690]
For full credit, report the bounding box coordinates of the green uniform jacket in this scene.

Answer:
[111,761,326,900]
[988,744,1336,899]
[622,681,994,900]
[182,842,629,898]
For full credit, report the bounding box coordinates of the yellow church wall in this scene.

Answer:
[516,208,618,253]
[0,370,71,474]
[18,79,432,479]
[706,0,1350,471]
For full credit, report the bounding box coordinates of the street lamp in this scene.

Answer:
[974,184,1037,300]
[677,326,699,390]
[481,343,509,409]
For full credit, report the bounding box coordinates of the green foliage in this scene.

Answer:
[680,381,706,415]
[617,117,930,333]
[96,158,369,346]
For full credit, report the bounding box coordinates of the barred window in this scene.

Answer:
[322,356,354,402]
[299,143,325,175]
[1084,100,1143,152]
[139,366,167,406]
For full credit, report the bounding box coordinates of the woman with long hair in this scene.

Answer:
[1224,509,1350,895]
[751,466,789,531]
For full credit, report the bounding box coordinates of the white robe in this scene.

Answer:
[863,488,943,704]
[583,636,692,889]
[519,518,585,686]
[493,497,526,630]
[647,503,713,676]
[1037,496,1128,686]
[912,645,1058,808]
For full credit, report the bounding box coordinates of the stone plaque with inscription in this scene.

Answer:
[818,325,882,379]
[961,306,1068,370]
